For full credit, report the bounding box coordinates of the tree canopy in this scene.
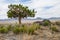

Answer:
[7,4,35,18]
[7,4,36,24]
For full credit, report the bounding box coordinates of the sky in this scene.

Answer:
[0,0,60,19]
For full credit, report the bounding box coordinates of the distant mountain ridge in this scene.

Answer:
[0,18,17,21]
[50,17,60,19]
[0,17,60,21]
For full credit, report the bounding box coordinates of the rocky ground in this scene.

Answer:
[0,26,60,40]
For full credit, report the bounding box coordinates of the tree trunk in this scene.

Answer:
[19,16,21,25]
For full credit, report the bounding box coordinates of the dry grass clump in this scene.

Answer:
[0,24,41,34]
[50,25,59,32]
[0,21,60,35]
[0,26,9,33]
[12,24,41,34]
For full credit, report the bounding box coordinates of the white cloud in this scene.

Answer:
[24,0,60,18]
[0,0,60,19]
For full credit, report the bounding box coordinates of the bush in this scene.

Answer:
[0,24,41,34]
[33,24,40,30]
[12,26,28,34]
[42,19,51,26]
[43,21,50,26]
[14,24,20,27]
[7,25,12,31]
[22,26,28,33]
[50,27,59,32]
[19,27,27,33]
[0,27,9,33]
[28,27,35,34]
[27,24,40,34]
[12,27,20,34]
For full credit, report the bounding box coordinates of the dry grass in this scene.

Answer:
[0,20,60,40]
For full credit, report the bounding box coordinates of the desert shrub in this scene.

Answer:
[27,24,41,34]
[55,22,60,26]
[19,27,24,33]
[12,24,27,34]
[19,27,28,33]
[0,27,9,33]
[7,25,12,31]
[33,24,40,30]
[43,21,50,26]
[21,24,25,27]
[0,24,41,34]
[14,24,20,27]
[22,26,28,33]
[12,27,20,34]
[12,24,21,34]
[12,25,28,34]
[28,27,35,34]
[50,27,59,32]
[42,19,51,26]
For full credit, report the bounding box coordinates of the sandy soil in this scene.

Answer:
[0,26,60,40]
[0,20,60,40]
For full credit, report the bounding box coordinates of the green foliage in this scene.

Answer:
[7,25,12,31]
[21,26,28,33]
[43,19,51,26]
[0,24,41,34]
[32,24,40,30]
[7,4,36,24]
[28,27,35,34]
[12,27,20,34]
[12,24,41,34]
[43,21,50,26]
[50,27,59,32]
[27,24,40,34]
[7,4,35,18]
[0,27,9,33]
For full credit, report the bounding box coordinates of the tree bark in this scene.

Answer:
[19,16,21,25]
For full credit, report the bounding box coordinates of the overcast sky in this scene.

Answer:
[0,0,60,19]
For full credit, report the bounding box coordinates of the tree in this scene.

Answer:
[7,4,36,24]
